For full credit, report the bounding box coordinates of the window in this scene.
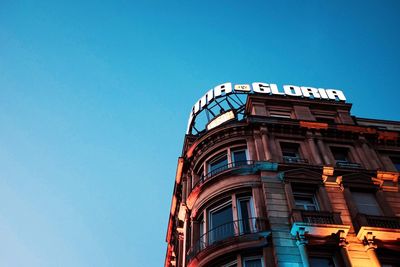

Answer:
[293,192,319,211]
[203,146,248,178]
[330,146,361,168]
[308,246,344,267]
[194,192,256,249]
[237,196,255,233]
[280,142,303,163]
[221,261,237,267]
[331,147,349,163]
[232,148,248,167]
[309,256,336,267]
[389,156,400,171]
[377,248,398,267]
[243,257,263,267]
[352,192,383,216]
[316,117,336,124]
[209,201,234,243]
[208,152,229,174]
[269,111,291,118]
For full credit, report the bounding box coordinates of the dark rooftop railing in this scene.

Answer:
[192,160,255,189]
[186,217,267,263]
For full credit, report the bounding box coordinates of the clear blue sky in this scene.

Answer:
[0,1,399,266]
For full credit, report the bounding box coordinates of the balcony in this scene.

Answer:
[355,213,400,242]
[186,217,268,263]
[283,156,309,164]
[192,160,269,189]
[290,210,350,238]
[335,160,361,169]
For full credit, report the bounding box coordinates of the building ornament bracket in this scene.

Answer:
[295,227,308,246]
[363,232,377,251]
[375,171,399,192]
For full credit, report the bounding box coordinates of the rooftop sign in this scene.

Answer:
[187,82,346,134]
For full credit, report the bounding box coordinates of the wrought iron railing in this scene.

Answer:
[283,156,309,164]
[335,160,362,168]
[356,213,400,229]
[186,217,267,262]
[291,210,342,225]
[192,160,255,189]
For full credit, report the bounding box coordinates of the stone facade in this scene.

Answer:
[165,94,400,267]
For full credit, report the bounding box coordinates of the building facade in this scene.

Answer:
[165,83,400,267]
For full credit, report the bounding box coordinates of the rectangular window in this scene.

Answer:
[281,142,302,163]
[198,215,206,250]
[221,261,237,267]
[293,192,319,211]
[316,117,336,124]
[208,153,228,175]
[243,257,263,267]
[331,147,349,163]
[232,149,247,167]
[209,202,234,244]
[281,143,300,158]
[309,256,336,267]
[237,196,255,233]
[269,111,291,118]
[352,192,383,216]
[390,156,400,171]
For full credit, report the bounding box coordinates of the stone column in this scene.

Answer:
[306,132,323,165]
[363,233,380,267]
[316,137,331,165]
[260,127,272,161]
[338,230,353,267]
[295,228,310,267]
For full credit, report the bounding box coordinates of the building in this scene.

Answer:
[165,82,400,267]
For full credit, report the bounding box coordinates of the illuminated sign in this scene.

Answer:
[187,82,347,134]
[206,110,235,131]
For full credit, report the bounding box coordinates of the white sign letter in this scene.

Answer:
[283,85,302,96]
[301,87,321,99]
[252,82,271,94]
[214,83,233,98]
[326,89,346,101]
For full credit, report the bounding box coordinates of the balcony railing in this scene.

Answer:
[192,160,255,189]
[283,156,308,164]
[355,213,400,229]
[291,210,342,225]
[335,160,362,168]
[186,217,267,263]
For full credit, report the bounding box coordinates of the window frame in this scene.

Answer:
[293,191,319,211]
[242,256,264,267]
[279,141,307,163]
[193,190,257,249]
[203,145,249,177]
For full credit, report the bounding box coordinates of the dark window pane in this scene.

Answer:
[352,192,382,216]
[310,257,335,267]
[209,204,233,243]
[238,198,252,233]
[293,193,318,211]
[281,143,300,158]
[331,147,349,162]
[208,153,228,174]
[232,149,247,166]
[243,258,262,267]
[390,157,400,171]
